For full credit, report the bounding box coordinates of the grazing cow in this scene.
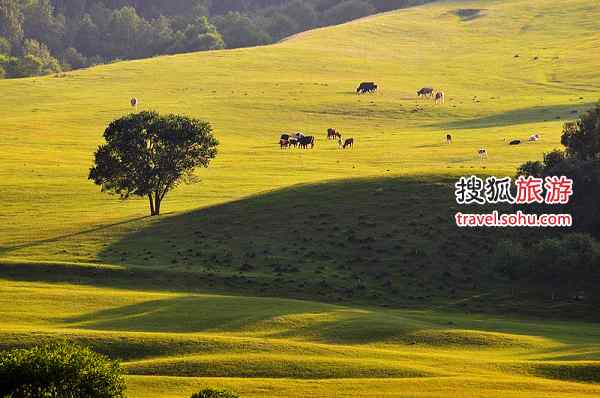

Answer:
[509,140,521,145]
[342,138,354,149]
[528,133,541,142]
[327,128,338,140]
[446,134,452,144]
[281,133,290,141]
[299,136,315,149]
[417,87,434,97]
[357,82,378,94]
[435,91,445,104]
[280,139,289,149]
[478,148,488,159]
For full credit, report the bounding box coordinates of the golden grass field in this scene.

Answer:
[1,0,600,396]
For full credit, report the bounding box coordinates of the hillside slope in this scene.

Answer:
[1,0,598,248]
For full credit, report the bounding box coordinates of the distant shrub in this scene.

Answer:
[516,160,544,178]
[0,342,126,398]
[0,37,11,55]
[492,240,528,280]
[190,388,240,398]
[62,47,88,70]
[543,149,566,170]
[494,234,598,289]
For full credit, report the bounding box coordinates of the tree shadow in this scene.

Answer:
[0,216,149,257]
[3,175,594,319]
[87,175,526,307]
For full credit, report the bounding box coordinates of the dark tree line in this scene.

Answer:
[0,0,433,79]
[492,102,600,300]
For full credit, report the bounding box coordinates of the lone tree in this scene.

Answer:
[89,111,218,216]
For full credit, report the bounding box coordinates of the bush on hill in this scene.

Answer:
[190,388,240,398]
[0,342,126,398]
[493,234,599,299]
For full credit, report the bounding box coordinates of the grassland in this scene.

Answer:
[2,279,600,397]
[1,0,600,396]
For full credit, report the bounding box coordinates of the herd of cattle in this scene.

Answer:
[273,82,541,158]
[357,83,445,104]
[279,130,354,150]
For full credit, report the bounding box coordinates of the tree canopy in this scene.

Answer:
[516,102,600,236]
[89,111,219,216]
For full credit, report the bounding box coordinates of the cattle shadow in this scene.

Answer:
[430,102,594,130]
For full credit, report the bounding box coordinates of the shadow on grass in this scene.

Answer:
[1,175,595,319]
[0,216,149,257]
[62,294,340,334]
[430,102,594,130]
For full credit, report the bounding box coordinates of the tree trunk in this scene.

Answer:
[154,190,162,216]
[148,194,156,216]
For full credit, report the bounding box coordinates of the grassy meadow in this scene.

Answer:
[1,0,600,396]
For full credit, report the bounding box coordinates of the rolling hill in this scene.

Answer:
[1,0,600,396]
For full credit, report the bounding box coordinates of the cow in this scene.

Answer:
[509,140,521,145]
[342,138,354,149]
[478,148,488,159]
[357,82,378,94]
[327,128,338,140]
[299,136,315,149]
[417,87,434,97]
[528,133,541,142]
[446,134,452,144]
[281,133,290,141]
[288,137,299,148]
[280,139,289,149]
[435,91,445,104]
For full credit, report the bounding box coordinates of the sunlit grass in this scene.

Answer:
[1,0,600,396]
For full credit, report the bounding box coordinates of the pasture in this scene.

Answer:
[1,0,600,396]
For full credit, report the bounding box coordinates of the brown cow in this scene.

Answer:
[342,138,354,149]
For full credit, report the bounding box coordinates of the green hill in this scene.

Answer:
[1,0,600,396]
